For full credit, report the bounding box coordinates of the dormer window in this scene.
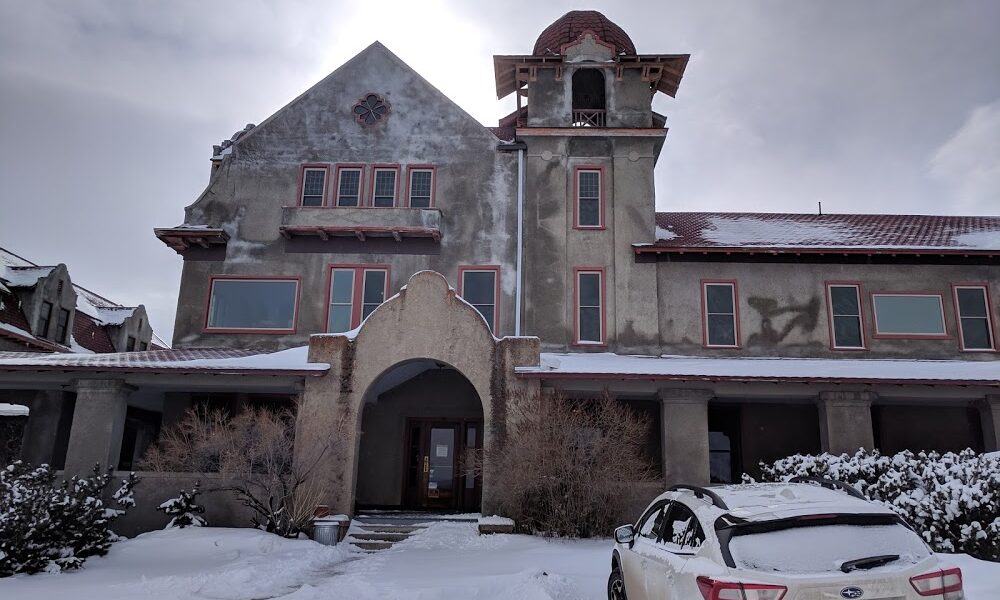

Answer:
[38,301,53,338]
[572,69,606,127]
[336,166,363,207]
[55,308,70,344]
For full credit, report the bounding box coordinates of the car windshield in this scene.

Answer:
[724,516,931,574]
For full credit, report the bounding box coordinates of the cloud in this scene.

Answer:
[929,100,1000,214]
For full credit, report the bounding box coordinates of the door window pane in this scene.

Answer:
[328,269,355,332]
[873,295,945,335]
[362,270,387,320]
[408,170,433,208]
[577,170,601,227]
[956,287,994,350]
[428,427,455,497]
[208,279,297,330]
[704,283,737,346]
[577,272,602,343]
[372,169,397,207]
[337,169,361,206]
[301,168,326,206]
[461,270,497,332]
[829,285,864,348]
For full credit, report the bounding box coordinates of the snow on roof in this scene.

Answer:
[0,402,29,417]
[641,212,1000,253]
[517,352,1000,385]
[0,345,328,374]
[1,265,55,287]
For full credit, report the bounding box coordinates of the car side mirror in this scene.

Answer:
[614,524,636,546]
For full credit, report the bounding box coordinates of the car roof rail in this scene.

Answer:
[788,476,867,501]
[668,484,729,510]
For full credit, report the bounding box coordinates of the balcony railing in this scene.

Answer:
[572,109,607,127]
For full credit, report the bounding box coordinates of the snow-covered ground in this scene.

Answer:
[1,524,997,600]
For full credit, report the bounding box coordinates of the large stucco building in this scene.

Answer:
[1,11,998,532]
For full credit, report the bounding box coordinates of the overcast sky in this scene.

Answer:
[1,1,998,343]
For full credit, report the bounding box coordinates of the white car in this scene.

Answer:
[609,480,964,600]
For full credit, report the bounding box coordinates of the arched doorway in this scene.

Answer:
[355,358,484,512]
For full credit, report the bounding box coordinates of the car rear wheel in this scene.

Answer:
[608,567,627,600]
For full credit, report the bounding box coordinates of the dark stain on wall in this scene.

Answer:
[746,296,820,347]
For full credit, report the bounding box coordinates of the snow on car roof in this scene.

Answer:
[662,483,894,522]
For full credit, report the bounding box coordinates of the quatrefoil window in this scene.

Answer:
[353,93,390,126]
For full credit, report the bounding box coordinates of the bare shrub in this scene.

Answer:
[484,390,656,538]
[141,402,340,538]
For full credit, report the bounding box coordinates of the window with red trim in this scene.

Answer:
[327,266,389,332]
[459,267,499,334]
[954,285,995,350]
[206,278,298,332]
[576,270,604,344]
[703,282,738,348]
[872,294,946,337]
[576,169,602,228]
[827,284,865,349]
[336,167,363,207]
[407,168,434,208]
[371,167,399,207]
[300,166,328,206]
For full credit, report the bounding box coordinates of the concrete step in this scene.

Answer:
[349,531,410,542]
[355,524,425,534]
[349,540,395,552]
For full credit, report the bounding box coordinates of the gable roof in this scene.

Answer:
[638,212,1000,255]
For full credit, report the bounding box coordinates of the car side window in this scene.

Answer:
[659,502,705,553]
[636,502,667,541]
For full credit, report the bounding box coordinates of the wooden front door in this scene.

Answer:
[404,419,482,510]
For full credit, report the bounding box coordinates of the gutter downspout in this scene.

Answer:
[498,140,528,336]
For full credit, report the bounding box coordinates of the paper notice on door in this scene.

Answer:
[435,444,449,458]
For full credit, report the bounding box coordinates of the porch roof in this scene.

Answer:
[515,353,1000,386]
[0,346,329,376]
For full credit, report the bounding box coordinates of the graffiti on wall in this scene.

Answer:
[746,296,820,346]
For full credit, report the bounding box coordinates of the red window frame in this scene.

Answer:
[324,264,391,332]
[573,165,605,230]
[404,165,436,208]
[458,265,501,335]
[870,292,950,339]
[573,267,607,346]
[825,281,868,351]
[334,164,366,207]
[952,283,997,352]
[368,164,401,208]
[701,280,741,349]
[297,163,330,207]
[203,275,301,334]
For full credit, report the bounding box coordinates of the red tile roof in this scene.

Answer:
[640,212,1000,255]
[72,312,116,353]
[533,11,636,56]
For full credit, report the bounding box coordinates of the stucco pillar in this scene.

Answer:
[659,388,712,486]
[978,395,1000,452]
[19,390,67,466]
[817,391,876,455]
[63,379,133,475]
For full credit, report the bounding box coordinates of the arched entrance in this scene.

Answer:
[355,359,484,511]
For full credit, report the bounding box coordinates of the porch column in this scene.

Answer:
[817,391,875,455]
[296,374,358,516]
[19,390,67,466]
[63,379,133,476]
[658,388,712,486]
[978,395,1000,452]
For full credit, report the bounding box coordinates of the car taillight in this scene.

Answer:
[697,576,787,600]
[910,568,963,599]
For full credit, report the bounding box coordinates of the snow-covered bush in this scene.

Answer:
[483,390,657,538]
[754,449,1000,560]
[0,462,140,576]
[158,482,207,528]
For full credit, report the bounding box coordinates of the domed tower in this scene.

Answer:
[494,11,689,353]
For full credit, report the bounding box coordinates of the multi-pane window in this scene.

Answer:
[459,267,499,334]
[54,308,70,344]
[336,167,363,207]
[206,278,298,331]
[703,282,738,347]
[954,286,995,350]
[300,167,327,206]
[139,341,149,351]
[576,169,602,228]
[38,301,53,338]
[126,336,136,351]
[576,270,604,344]
[408,169,433,208]
[827,284,865,349]
[371,168,398,207]
[872,294,946,337]
[327,266,389,332]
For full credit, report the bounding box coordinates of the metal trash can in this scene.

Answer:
[311,515,351,546]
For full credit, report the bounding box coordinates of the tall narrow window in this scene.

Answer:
[872,294,947,337]
[371,167,398,207]
[459,267,499,334]
[38,301,53,338]
[54,308,70,344]
[326,265,389,332]
[300,167,328,206]
[954,285,995,351]
[575,168,603,228]
[336,167,363,207]
[206,278,299,332]
[703,281,739,348]
[126,336,136,351]
[407,168,434,208]
[575,269,604,344]
[827,284,865,349]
